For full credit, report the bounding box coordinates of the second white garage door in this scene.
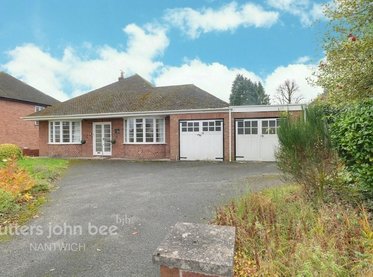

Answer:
[180,120,224,161]
[235,118,280,161]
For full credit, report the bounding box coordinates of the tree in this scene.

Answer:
[274,80,303,104]
[315,0,373,105]
[229,74,270,105]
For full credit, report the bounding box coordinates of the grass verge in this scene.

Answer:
[212,184,373,276]
[0,157,69,240]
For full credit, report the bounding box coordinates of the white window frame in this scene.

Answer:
[124,117,166,144]
[48,120,82,144]
[34,106,45,126]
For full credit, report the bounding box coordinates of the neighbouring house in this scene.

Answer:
[0,72,59,155]
[24,74,303,161]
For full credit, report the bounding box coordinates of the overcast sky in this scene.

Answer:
[0,0,328,103]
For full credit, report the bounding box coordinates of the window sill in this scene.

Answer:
[48,143,83,145]
[123,143,167,145]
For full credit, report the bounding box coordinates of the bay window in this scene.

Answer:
[125,118,165,144]
[49,121,81,144]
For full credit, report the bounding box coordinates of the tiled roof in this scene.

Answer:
[0,72,59,105]
[31,74,228,117]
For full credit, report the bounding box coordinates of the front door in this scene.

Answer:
[93,122,112,156]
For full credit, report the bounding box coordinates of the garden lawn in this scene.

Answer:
[213,184,373,276]
[0,157,69,240]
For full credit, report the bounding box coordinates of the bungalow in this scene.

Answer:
[24,74,303,161]
[0,72,59,154]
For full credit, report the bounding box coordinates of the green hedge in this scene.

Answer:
[330,99,373,202]
[0,144,23,161]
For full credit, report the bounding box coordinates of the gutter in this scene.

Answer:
[23,107,230,121]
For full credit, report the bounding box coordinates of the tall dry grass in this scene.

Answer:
[213,185,373,276]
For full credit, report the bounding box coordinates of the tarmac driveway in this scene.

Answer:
[0,160,282,277]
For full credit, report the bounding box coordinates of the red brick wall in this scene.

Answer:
[38,110,302,160]
[39,117,170,159]
[0,98,43,150]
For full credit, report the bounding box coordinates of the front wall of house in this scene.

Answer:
[0,99,42,150]
[38,110,302,161]
[39,117,170,159]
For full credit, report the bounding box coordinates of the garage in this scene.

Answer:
[235,118,280,161]
[179,119,224,161]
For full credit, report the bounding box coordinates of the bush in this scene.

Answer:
[0,159,35,196]
[0,144,23,161]
[276,106,338,202]
[213,185,373,276]
[0,189,18,214]
[330,99,373,205]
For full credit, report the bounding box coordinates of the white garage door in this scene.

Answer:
[235,118,280,161]
[180,120,224,161]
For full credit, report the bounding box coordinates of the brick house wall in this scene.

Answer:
[0,98,43,150]
[38,110,302,161]
[39,117,171,159]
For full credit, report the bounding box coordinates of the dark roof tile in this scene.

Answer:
[31,74,228,117]
[0,72,59,105]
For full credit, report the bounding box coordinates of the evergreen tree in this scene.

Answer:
[229,74,270,105]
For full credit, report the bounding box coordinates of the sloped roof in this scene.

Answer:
[0,72,59,105]
[30,74,228,117]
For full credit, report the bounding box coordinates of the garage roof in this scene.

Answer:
[29,74,228,118]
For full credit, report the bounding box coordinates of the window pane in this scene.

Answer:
[128,119,134,142]
[245,127,251,134]
[238,128,244,135]
[49,122,54,143]
[146,118,154,142]
[136,119,143,142]
[215,121,221,126]
[252,127,258,134]
[237,121,243,128]
[54,122,61,143]
[269,120,276,127]
[193,122,199,132]
[252,121,258,127]
[156,119,164,142]
[245,121,251,127]
[203,126,208,131]
[203,122,208,127]
[72,122,81,143]
[262,121,268,127]
[216,126,221,131]
[62,122,70,143]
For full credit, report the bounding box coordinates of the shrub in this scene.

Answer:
[0,159,35,196]
[0,144,23,161]
[330,99,373,205]
[213,185,373,276]
[0,189,18,214]
[276,106,338,202]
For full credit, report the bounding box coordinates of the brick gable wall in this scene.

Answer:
[0,98,42,150]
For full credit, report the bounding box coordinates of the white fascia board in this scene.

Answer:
[231,104,305,113]
[23,107,230,121]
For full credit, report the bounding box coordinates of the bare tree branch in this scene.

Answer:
[274,80,304,104]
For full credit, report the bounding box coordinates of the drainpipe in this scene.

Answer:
[228,107,232,162]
